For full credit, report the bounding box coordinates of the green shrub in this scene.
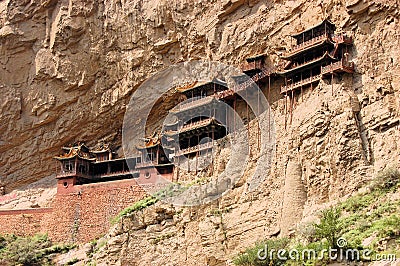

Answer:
[0,234,52,266]
[313,207,343,248]
[0,234,76,266]
[233,238,289,266]
[340,192,380,212]
[112,196,158,224]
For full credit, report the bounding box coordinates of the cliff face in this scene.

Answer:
[1,0,398,191]
[1,0,400,264]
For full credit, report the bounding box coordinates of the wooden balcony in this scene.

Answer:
[180,118,214,132]
[56,169,91,179]
[175,141,213,156]
[92,170,137,179]
[281,52,331,75]
[172,67,273,113]
[321,59,355,76]
[281,74,321,94]
[166,118,215,135]
[284,34,329,58]
[173,96,214,113]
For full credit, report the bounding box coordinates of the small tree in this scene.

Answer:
[314,207,343,248]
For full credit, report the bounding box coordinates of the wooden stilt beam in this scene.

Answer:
[268,75,271,141]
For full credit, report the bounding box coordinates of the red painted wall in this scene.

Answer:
[0,179,147,243]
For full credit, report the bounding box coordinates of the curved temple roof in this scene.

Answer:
[54,144,95,161]
[290,19,336,38]
[278,51,338,75]
[175,78,227,93]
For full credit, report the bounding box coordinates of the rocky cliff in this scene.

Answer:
[1,0,399,264]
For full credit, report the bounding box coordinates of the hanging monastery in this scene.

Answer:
[0,20,355,243]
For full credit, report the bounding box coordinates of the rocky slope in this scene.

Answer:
[1,0,400,264]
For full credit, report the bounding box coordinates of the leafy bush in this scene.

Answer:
[0,234,75,266]
[313,207,343,248]
[233,238,289,266]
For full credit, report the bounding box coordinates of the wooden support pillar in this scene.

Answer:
[311,68,313,92]
[196,134,199,175]
[211,127,214,177]
[257,84,260,151]
[233,95,236,137]
[268,75,271,141]
[246,89,249,129]
[284,77,288,130]
[74,157,78,176]
[225,102,228,133]
[156,145,159,165]
[290,89,294,125]
[300,72,303,102]
[176,155,180,182]
[188,137,190,173]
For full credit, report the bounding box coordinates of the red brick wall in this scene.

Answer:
[0,179,147,243]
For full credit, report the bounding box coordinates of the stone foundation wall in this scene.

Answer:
[0,179,147,243]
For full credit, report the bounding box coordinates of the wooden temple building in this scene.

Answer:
[55,143,138,193]
[55,56,274,186]
[135,134,174,183]
[164,80,230,176]
[280,20,354,95]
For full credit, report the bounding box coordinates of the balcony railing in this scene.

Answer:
[93,170,135,179]
[56,169,77,178]
[285,34,329,58]
[180,118,213,132]
[56,169,91,178]
[173,67,273,113]
[284,54,327,73]
[174,96,214,112]
[321,59,355,75]
[175,141,213,156]
[281,74,322,94]
[136,161,158,168]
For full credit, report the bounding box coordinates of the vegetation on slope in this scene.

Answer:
[111,180,207,224]
[111,196,159,224]
[233,167,400,265]
[0,234,75,266]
